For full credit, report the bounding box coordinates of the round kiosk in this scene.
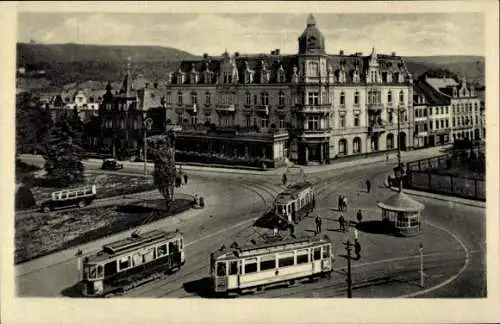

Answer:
[377,192,425,237]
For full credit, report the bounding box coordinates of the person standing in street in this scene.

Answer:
[366,179,371,193]
[353,227,359,241]
[315,215,322,235]
[338,195,343,211]
[356,209,363,224]
[343,196,348,212]
[338,214,346,232]
[354,239,361,260]
[282,173,288,186]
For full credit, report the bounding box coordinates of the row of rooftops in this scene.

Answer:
[413,76,479,106]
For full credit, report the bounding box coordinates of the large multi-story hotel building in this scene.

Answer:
[164,14,415,166]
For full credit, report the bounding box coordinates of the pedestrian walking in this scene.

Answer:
[315,215,322,235]
[289,224,296,238]
[338,195,343,211]
[354,239,361,260]
[338,214,346,232]
[343,196,348,211]
[366,179,371,193]
[175,176,182,188]
[183,173,188,185]
[356,209,363,224]
[353,228,359,241]
[273,227,279,238]
[282,173,288,186]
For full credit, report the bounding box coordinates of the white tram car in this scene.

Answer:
[274,181,315,226]
[210,235,334,295]
[78,229,185,297]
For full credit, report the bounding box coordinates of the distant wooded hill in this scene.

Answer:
[17,43,485,89]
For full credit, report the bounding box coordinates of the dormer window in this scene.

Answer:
[308,62,319,77]
[277,66,286,83]
[399,90,404,103]
[340,91,345,106]
[292,65,299,83]
[354,91,360,105]
[260,70,270,84]
[278,91,285,106]
[177,91,183,105]
[223,72,232,84]
[353,70,360,83]
[393,72,399,83]
[177,72,185,85]
[388,91,392,103]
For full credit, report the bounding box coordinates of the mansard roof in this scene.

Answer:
[414,79,451,106]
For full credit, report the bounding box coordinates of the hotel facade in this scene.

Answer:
[163,14,415,166]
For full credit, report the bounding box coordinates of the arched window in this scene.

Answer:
[177,91,183,105]
[340,91,345,106]
[399,90,404,103]
[354,91,360,105]
[205,92,211,105]
[245,92,251,106]
[387,133,394,149]
[339,139,347,155]
[387,91,392,103]
[191,92,198,105]
[353,137,361,153]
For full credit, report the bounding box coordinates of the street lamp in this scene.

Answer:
[396,106,406,192]
[143,117,153,178]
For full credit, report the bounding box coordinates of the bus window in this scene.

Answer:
[297,249,309,264]
[216,261,227,276]
[260,255,276,271]
[97,265,104,278]
[313,247,321,261]
[229,260,239,275]
[119,257,130,271]
[278,252,295,268]
[322,245,330,258]
[244,258,257,274]
[158,244,167,257]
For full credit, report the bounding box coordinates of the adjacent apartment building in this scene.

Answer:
[412,76,481,148]
[163,14,415,166]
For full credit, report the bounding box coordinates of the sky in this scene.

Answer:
[17,11,485,57]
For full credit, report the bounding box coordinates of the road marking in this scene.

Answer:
[396,220,470,298]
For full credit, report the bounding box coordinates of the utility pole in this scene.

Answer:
[143,118,153,178]
[345,240,353,298]
[397,107,404,192]
[419,243,424,288]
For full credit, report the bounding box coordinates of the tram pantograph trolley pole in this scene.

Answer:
[420,243,424,288]
[143,118,153,178]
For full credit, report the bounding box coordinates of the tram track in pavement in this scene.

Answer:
[128,166,394,298]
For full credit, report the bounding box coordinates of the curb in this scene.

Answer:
[389,186,485,209]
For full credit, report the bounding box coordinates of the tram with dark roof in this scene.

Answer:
[77,229,185,297]
[273,181,316,228]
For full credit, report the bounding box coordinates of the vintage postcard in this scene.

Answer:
[1,1,499,323]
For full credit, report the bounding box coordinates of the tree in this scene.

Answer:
[147,131,177,208]
[16,92,52,154]
[42,110,85,187]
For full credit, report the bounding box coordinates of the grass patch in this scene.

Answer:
[15,196,193,264]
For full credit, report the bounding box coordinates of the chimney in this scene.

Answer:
[271,50,275,55]
[275,49,280,55]
[391,52,396,56]
[203,53,209,59]
[339,50,344,56]
[234,52,240,57]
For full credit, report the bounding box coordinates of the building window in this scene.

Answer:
[353,137,361,153]
[309,62,319,77]
[340,114,346,128]
[440,120,444,128]
[475,116,478,124]
[205,92,211,105]
[253,94,257,105]
[245,116,251,127]
[354,113,360,127]
[387,91,392,103]
[474,102,478,111]
[354,91,360,105]
[177,92,183,105]
[106,103,112,111]
[308,91,319,105]
[446,106,449,114]
[245,92,251,106]
[388,111,394,124]
[340,92,345,106]
[166,92,172,105]
[440,107,444,114]
[429,107,433,116]
[261,117,269,128]
[429,121,433,130]
[278,70,286,83]
[452,117,456,127]
[191,116,197,125]
[279,91,285,106]
[191,92,197,105]
[120,119,125,129]
[223,72,232,84]
[261,92,269,105]
[307,116,320,130]
[399,91,404,103]
[446,119,449,128]
[279,118,286,129]
[339,139,347,154]
[435,120,439,129]
[423,123,428,132]
[423,108,427,117]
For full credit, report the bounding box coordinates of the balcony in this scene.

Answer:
[301,127,332,137]
[367,103,384,111]
[296,104,331,114]
[185,104,198,113]
[215,104,236,112]
[255,105,270,115]
[368,121,386,134]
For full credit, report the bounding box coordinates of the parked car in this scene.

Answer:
[101,159,124,170]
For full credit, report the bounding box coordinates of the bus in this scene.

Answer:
[210,235,333,296]
[78,229,185,297]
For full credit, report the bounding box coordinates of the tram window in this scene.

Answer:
[297,250,309,264]
[143,248,155,263]
[229,261,239,275]
[216,262,227,276]
[260,255,276,271]
[158,244,167,257]
[83,265,90,280]
[97,265,104,278]
[313,247,321,260]
[104,261,117,277]
[119,257,130,271]
[132,253,143,266]
[278,252,295,268]
[322,245,330,258]
[244,259,258,274]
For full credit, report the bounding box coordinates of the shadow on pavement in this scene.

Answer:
[356,220,393,235]
[254,211,290,231]
[61,282,83,298]
[183,277,237,298]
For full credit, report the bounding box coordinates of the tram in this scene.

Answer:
[77,229,185,297]
[274,181,315,227]
[210,235,334,295]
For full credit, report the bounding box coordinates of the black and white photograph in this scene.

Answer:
[2,1,499,324]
